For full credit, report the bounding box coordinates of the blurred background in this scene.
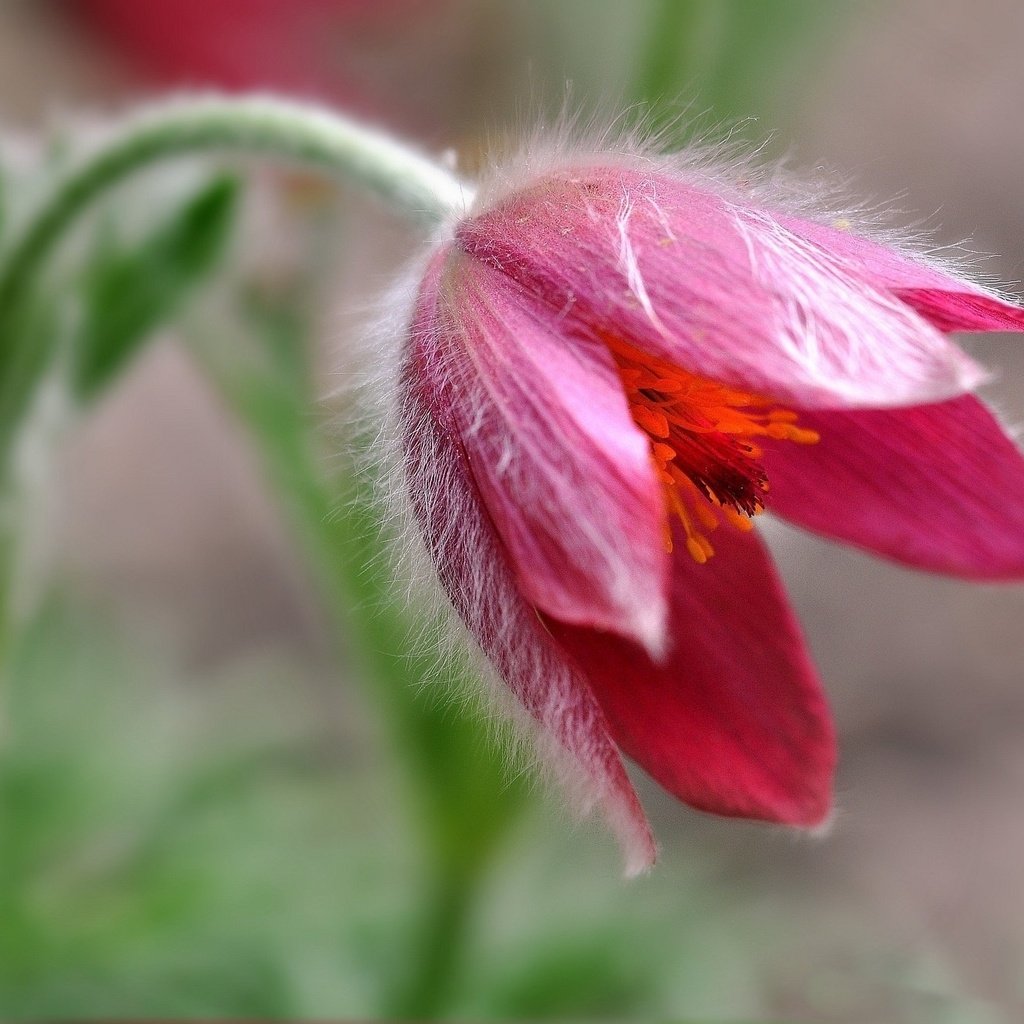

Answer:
[1,1,1023,1020]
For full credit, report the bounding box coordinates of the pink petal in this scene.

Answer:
[411,247,670,653]
[777,214,1024,332]
[891,289,1024,333]
[401,357,658,875]
[460,168,985,409]
[547,524,836,827]
[762,395,1024,579]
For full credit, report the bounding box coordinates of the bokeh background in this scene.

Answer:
[1,1,1023,1020]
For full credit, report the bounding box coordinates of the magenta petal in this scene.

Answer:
[763,396,1024,579]
[894,289,1024,333]
[401,363,658,875]
[548,526,836,827]
[411,248,669,652]
[779,214,1024,332]
[460,168,984,409]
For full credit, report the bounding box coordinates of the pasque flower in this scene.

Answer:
[399,150,1024,873]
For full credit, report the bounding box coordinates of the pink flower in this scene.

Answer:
[400,156,1024,874]
[75,0,439,126]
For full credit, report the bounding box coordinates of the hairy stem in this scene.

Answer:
[0,96,468,317]
[0,95,493,1012]
[0,95,470,468]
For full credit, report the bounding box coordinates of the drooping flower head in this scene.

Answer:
[398,131,1024,874]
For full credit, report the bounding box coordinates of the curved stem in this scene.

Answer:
[0,95,470,320]
[0,97,499,1012]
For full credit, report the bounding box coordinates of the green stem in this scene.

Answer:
[0,96,468,320]
[0,95,497,1013]
[388,865,478,1019]
[0,95,470,469]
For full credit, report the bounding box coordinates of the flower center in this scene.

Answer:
[606,336,820,563]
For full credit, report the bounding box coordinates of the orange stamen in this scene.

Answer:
[606,335,819,563]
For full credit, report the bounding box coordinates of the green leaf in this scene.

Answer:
[72,175,241,402]
[631,0,725,113]
[0,287,60,467]
[632,0,847,128]
[0,162,7,244]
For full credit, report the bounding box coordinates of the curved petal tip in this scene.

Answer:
[626,597,670,664]
[805,806,837,840]
[604,786,659,878]
[550,528,836,836]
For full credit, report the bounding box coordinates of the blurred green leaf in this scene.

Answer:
[0,286,60,471]
[478,934,657,1017]
[632,0,845,129]
[72,175,240,402]
[0,599,416,1018]
[632,0,723,112]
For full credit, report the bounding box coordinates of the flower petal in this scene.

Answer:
[778,214,1024,332]
[411,247,670,653]
[460,168,985,409]
[547,524,836,827]
[762,396,1024,579]
[401,357,657,875]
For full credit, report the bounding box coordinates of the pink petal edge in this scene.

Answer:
[548,523,836,828]
[402,288,658,876]
[779,214,1024,333]
[415,247,670,655]
[763,395,1024,579]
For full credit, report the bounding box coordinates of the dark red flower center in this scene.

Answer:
[605,335,820,562]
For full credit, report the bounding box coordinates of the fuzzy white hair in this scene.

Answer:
[469,103,1018,301]
[338,240,655,874]
[334,110,1021,873]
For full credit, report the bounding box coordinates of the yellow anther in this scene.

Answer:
[686,537,709,564]
[693,499,721,530]
[722,506,756,532]
[791,427,820,445]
